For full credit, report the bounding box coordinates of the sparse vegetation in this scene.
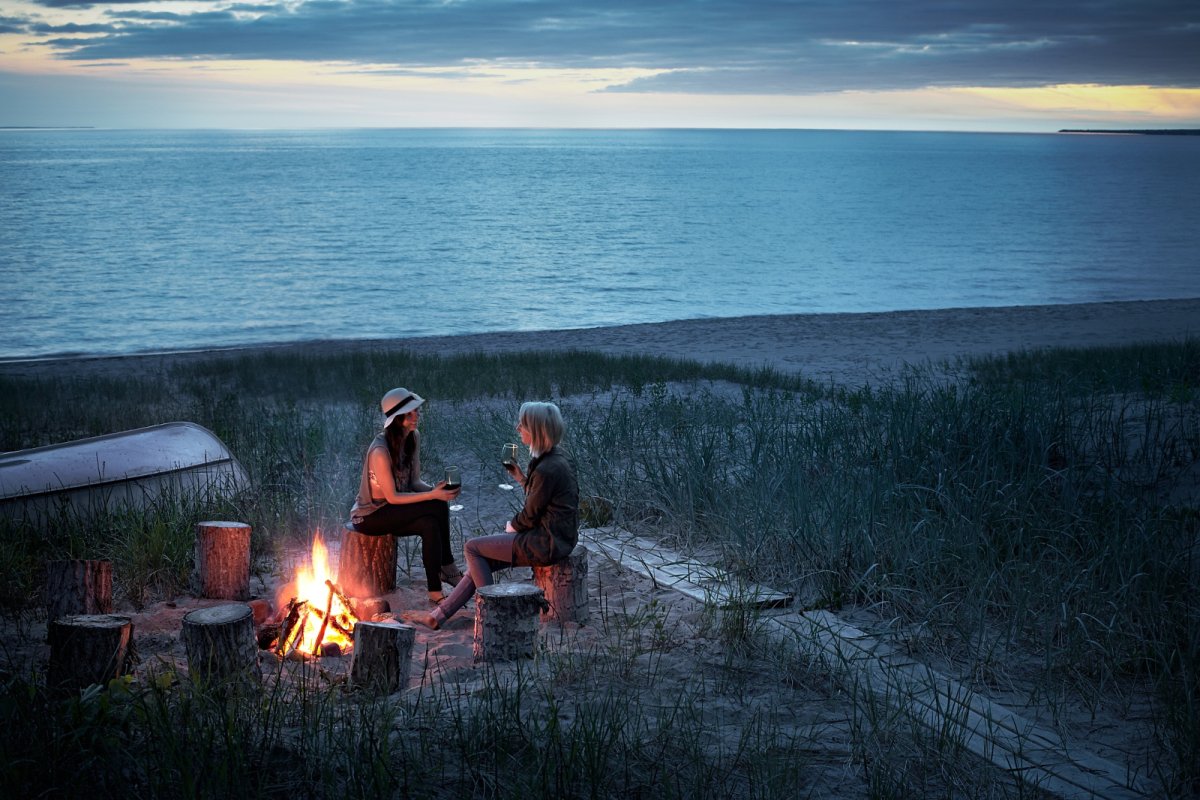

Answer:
[1,341,1196,798]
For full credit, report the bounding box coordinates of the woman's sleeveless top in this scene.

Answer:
[349,434,412,522]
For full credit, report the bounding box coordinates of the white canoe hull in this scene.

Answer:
[0,422,251,521]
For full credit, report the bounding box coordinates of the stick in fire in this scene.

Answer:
[310,582,336,655]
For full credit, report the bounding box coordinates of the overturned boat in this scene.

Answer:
[0,422,251,522]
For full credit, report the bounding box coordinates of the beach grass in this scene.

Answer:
[1,341,1197,797]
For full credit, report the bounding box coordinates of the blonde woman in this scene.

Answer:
[348,387,463,601]
[418,401,578,629]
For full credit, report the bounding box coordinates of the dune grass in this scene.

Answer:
[1,341,1197,797]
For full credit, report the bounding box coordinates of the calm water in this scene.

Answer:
[1,128,1197,360]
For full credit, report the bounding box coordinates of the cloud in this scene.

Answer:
[0,16,32,34]
[16,0,1200,93]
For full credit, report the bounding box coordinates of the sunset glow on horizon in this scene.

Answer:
[1,0,1197,130]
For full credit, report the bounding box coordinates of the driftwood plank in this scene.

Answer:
[580,527,791,609]
[581,527,1150,800]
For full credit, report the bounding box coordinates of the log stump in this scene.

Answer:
[473,583,548,662]
[350,621,416,693]
[532,544,590,625]
[181,603,259,685]
[48,614,133,692]
[194,521,251,600]
[45,559,113,625]
[338,523,396,599]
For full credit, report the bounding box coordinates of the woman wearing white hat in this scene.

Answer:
[348,387,464,601]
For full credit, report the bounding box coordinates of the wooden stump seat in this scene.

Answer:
[473,583,548,662]
[532,544,589,624]
[181,603,259,685]
[350,621,416,693]
[194,521,251,600]
[45,559,113,625]
[48,613,133,692]
[338,523,397,599]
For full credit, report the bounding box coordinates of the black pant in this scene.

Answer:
[352,500,453,591]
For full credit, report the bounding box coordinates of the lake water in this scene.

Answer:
[1,128,1197,360]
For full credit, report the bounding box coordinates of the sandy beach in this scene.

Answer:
[4,297,1198,386]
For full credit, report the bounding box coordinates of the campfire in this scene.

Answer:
[266,533,361,658]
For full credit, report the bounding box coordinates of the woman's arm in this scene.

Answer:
[368,447,456,504]
[510,468,547,532]
[408,431,434,492]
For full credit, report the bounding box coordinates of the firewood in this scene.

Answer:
[326,580,359,618]
[275,599,308,656]
[310,582,336,655]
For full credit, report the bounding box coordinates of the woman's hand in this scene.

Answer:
[430,481,461,503]
[504,462,526,486]
[505,520,516,533]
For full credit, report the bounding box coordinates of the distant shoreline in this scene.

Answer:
[1058,129,1200,136]
[3,298,1197,388]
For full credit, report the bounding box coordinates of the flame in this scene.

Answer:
[280,532,357,656]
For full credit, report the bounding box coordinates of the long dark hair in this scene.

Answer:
[384,421,416,472]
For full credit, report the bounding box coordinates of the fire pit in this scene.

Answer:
[262,534,361,658]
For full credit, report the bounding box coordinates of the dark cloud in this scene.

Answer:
[19,0,1200,91]
[32,0,220,8]
[31,21,122,33]
[0,16,32,34]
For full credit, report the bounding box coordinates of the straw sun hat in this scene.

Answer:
[381,387,425,429]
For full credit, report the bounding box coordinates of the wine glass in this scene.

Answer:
[501,443,519,467]
[499,443,519,490]
[445,466,463,510]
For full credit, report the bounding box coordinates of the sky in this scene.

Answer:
[1,0,1198,130]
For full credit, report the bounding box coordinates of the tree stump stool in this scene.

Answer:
[194,521,251,600]
[532,544,590,624]
[45,559,113,625]
[350,621,416,693]
[181,603,259,685]
[48,613,133,692]
[338,523,396,599]
[473,583,549,662]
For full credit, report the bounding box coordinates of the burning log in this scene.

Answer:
[194,521,251,600]
[337,524,396,598]
[349,621,415,693]
[48,613,133,692]
[326,579,360,619]
[473,584,549,662]
[310,581,336,655]
[532,544,590,625]
[45,559,113,626]
[181,603,259,685]
[274,598,309,657]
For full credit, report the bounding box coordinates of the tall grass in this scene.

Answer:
[1,341,1197,796]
